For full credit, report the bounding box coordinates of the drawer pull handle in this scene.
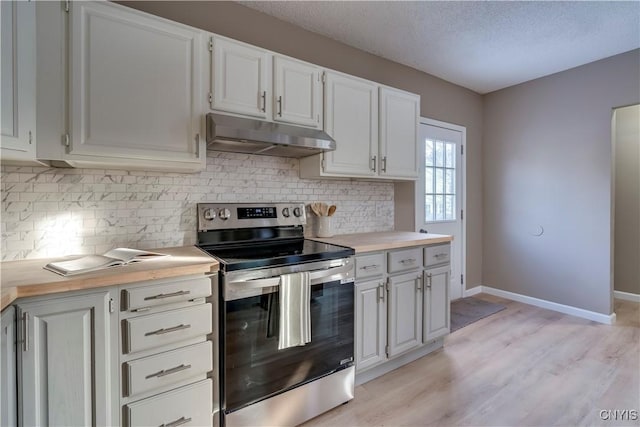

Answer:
[426,273,432,288]
[434,253,448,258]
[144,290,190,301]
[145,324,191,336]
[161,416,192,427]
[359,264,379,271]
[146,364,192,379]
[399,258,416,264]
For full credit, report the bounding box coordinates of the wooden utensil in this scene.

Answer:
[327,205,336,216]
[320,202,329,216]
[310,203,322,216]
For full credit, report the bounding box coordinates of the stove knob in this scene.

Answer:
[282,207,290,218]
[203,208,216,220]
[219,208,231,220]
[293,207,302,217]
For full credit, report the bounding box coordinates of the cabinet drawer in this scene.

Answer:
[124,379,213,427]
[123,304,212,354]
[124,341,213,398]
[424,244,450,267]
[355,253,385,279]
[387,247,422,273]
[123,277,212,312]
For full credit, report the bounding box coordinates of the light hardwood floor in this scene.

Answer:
[304,295,640,427]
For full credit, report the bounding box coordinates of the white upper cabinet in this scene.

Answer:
[211,36,270,119]
[65,2,204,171]
[1,0,40,165]
[300,74,419,181]
[319,71,379,177]
[379,86,419,179]
[273,56,322,128]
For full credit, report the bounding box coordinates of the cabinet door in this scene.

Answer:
[355,279,386,372]
[1,0,37,163]
[424,266,450,341]
[379,87,419,179]
[1,307,17,427]
[387,272,422,357]
[273,56,322,128]
[323,72,378,177]
[18,291,117,426]
[212,36,270,118]
[68,2,203,165]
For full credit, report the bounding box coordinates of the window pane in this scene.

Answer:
[445,169,455,194]
[425,139,434,166]
[425,167,434,194]
[435,168,444,194]
[435,195,444,221]
[445,143,455,168]
[435,141,444,167]
[445,195,455,220]
[424,195,435,222]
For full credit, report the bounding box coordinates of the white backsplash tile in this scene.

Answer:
[1,151,394,261]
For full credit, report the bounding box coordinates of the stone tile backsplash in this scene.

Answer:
[1,151,394,261]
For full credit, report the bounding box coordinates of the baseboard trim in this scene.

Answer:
[614,290,640,302]
[465,285,616,325]
[464,286,483,297]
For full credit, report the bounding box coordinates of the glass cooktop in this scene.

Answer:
[199,238,354,272]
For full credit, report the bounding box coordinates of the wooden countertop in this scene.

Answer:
[311,231,453,253]
[0,246,218,310]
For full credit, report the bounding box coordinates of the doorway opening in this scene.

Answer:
[612,104,640,304]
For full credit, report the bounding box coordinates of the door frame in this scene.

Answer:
[415,117,467,297]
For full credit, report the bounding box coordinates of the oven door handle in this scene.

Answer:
[229,263,353,289]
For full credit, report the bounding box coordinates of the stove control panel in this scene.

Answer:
[198,202,307,231]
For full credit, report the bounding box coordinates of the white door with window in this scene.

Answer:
[416,119,465,300]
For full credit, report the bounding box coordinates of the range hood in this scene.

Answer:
[206,113,335,158]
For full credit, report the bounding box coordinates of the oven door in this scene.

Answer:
[221,259,354,415]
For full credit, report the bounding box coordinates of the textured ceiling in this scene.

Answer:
[240,1,640,94]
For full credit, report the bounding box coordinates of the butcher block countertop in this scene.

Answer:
[0,246,218,310]
[311,231,453,253]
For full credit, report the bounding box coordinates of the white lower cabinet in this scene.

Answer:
[1,307,17,427]
[119,274,216,427]
[354,243,451,379]
[17,289,118,426]
[7,273,217,427]
[424,265,451,342]
[123,341,212,398]
[387,271,423,357]
[355,279,386,371]
[124,379,213,427]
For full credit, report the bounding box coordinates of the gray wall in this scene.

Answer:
[614,104,640,295]
[483,50,640,315]
[119,1,485,287]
